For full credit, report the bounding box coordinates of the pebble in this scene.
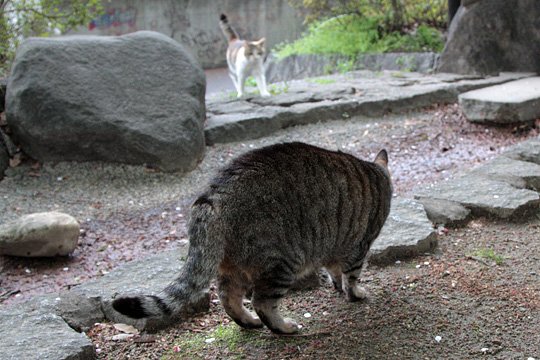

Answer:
[304,312,312,318]
[434,335,442,343]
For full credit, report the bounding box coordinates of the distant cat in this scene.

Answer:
[113,142,392,334]
[219,13,270,97]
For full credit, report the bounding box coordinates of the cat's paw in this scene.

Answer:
[346,285,369,302]
[260,91,271,97]
[276,318,300,334]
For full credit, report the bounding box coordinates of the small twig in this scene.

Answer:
[256,330,332,339]
[0,289,20,302]
[466,255,492,266]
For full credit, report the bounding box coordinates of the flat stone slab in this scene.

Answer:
[503,136,540,164]
[371,197,437,264]
[459,77,540,123]
[0,300,95,360]
[469,156,540,191]
[415,174,540,221]
[415,136,540,225]
[206,71,534,144]
[70,245,192,329]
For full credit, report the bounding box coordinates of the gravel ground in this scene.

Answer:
[87,218,540,359]
[1,104,539,307]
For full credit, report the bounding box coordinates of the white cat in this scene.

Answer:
[219,14,270,98]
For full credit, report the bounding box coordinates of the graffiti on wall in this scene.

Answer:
[88,8,138,32]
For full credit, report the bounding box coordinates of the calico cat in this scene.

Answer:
[219,13,270,98]
[113,142,392,334]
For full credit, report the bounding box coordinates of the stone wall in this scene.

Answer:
[71,0,305,69]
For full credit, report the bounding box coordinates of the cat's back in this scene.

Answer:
[208,142,391,203]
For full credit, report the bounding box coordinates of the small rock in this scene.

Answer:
[435,335,442,343]
[0,212,80,257]
[111,333,135,341]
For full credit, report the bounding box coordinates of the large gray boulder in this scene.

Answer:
[6,31,206,172]
[0,134,8,180]
[437,0,540,75]
[0,212,80,257]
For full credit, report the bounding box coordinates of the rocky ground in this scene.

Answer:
[1,104,540,359]
[88,218,540,359]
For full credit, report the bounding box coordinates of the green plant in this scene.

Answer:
[307,77,336,85]
[245,76,258,87]
[268,82,289,95]
[0,0,102,75]
[471,248,505,265]
[288,0,447,31]
[273,13,444,61]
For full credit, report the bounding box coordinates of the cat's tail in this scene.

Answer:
[112,196,221,326]
[219,13,239,42]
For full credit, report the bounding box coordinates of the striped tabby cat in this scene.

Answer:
[219,13,270,97]
[113,142,392,334]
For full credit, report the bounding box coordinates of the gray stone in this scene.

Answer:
[437,0,540,75]
[503,136,540,165]
[0,301,95,360]
[6,31,205,173]
[416,198,471,227]
[370,198,437,265]
[206,70,532,145]
[54,293,105,332]
[415,174,540,220]
[70,245,202,330]
[0,77,6,113]
[0,212,80,257]
[469,156,540,191]
[459,77,540,123]
[265,52,439,84]
[0,135,8,181]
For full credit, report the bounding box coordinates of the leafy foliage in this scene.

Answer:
[289,0,447,31]
[274,14,444,59]
[0,0,102,75]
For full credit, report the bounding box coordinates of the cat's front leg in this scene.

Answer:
[236,72,247,98]
[228,72,242,97]
[255,73,271,97]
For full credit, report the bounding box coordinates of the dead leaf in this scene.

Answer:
[113,323,139,335]
[9,154,21,167]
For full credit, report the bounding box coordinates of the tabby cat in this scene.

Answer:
[113,142,392,334]
[219,13,270,97]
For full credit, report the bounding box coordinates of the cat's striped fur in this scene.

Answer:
[219,13,270,97]
[113,142,392,334]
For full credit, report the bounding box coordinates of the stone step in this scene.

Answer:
[459,76,540,123]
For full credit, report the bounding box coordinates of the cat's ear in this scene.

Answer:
[254,37,266,46]
[374,149,388,168]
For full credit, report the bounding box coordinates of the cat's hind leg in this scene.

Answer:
[342,260,369,302]
[324,264,343,292]
[218,273,262,329]
[251,264,299,334]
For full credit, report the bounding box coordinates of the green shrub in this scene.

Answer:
[274,14,444,59]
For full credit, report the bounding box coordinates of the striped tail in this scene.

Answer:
[219,13,239,42]
[112,198,221,327]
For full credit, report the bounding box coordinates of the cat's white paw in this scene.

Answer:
[260,91,271,97]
